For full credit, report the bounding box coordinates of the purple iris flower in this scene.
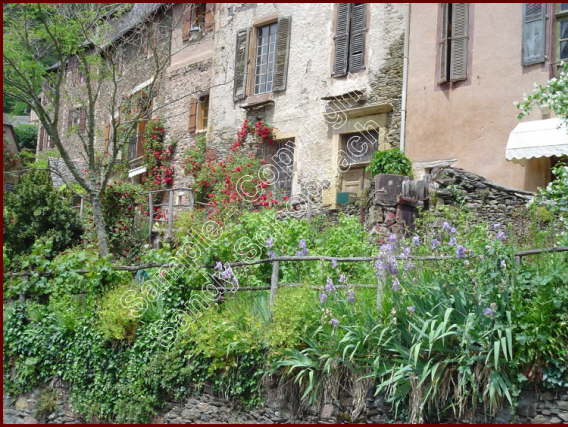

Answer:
[449,236,457,246]
[331,258,338,268]
[319,293,328,304]
[330,318,339,328]
[492,223,501,230]
[325,277,335,293]
[347,290,356,303]
[442,221,451,232]
[214,261,223,271]
[500,259,506,268]
[456,245,466,258]
[268,250,276,258]
[401,247,411,259]
[496,231,507,241]
[386,260,399,275]
[388,233,398,243]
[298,239,307,249]
[266,237,274,248]
[412,235,420,246]
[339,273,347,284]
[483,307,494,317]
[431,238,440,250]
[374,259,385,271]
[407,305,416,313]
[380,243,394,254]
[391,278,401,292]
[450,227,457,234]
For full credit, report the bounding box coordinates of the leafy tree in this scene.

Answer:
[13,124,38,151]
[3,169,83,256]
[3,3,172,256]
[516,62,568,125]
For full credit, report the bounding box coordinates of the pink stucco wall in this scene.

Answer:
[405,3,553,191]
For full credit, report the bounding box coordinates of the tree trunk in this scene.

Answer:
[91,194,110,257]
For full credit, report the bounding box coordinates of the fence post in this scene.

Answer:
[269,261,280,310]
[148,192,153,244]
[167,188,174,239]
[376,269,385,310]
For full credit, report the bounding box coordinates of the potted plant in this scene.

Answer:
[366,148,413,205]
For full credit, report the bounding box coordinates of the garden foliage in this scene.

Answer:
[3,206,568,423]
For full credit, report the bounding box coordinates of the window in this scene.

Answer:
[254,23,278,94]
[67,107,86,135]
[197,95,209,131]
[339,130,379,196]
[438,4,469,83]
[124,89,152,162]
[557,4,568,63]
[182,3,214,42]
[333,4,367,76]
[259,138,295,198]
[233,16,292,101]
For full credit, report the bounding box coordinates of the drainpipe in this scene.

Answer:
[399,4,411,154]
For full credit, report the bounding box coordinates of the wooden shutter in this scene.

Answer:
[449,4,469,82]
[333,3,351,76]
[188,99,198,133]
[522,3,546,65]
[205,3,215,32]
[137,121,146,157]
[79,108,87,134]
[182,4,193,41]
[233,28,250,101]
[349,4,367,73]
[273,16,292,92]
[438,4,450,83]
[103,124,111,152]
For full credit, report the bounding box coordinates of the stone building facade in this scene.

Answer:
[36,3,407,210]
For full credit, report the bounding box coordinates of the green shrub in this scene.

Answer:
[13,123,38,151]
[366,148,413,177]
[3,169,83,257]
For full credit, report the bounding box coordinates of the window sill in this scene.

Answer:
[240,93,275,111]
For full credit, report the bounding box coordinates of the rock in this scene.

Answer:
[518,396,537,417]
[320,403,335,419]
[15,397,28,411]
[22,416,39,424]
[557,400,568,411]
[540,392,554,401]
[541,409,552,415]
[557,411,568,422]
[532,414,550,424]
[549,416,563,424]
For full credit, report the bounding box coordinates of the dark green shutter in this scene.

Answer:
[333,4,351,76]
[449,4,469,82]
[273,16,292,92]
[233,28,250,101]
[349,4,367,73]
[438,4,450,83]
[522,3,546,65]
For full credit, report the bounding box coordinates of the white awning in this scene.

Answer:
[128,165,147,178]
[506,118,568,161]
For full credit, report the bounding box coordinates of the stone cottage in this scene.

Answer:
[35,3,407,210]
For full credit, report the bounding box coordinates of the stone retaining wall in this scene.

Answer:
[5,384,567,424]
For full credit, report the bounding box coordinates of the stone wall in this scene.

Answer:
[5,384,567,424]
[431,166,534,225]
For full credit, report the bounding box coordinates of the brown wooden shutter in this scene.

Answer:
[233,28,250,101]
[349,4,367,73]
[438,4,450,83]
[137,121,146,157]
[449,4,469,82]
[522,3,546,65]
[273,16,292,92]
[188,99,198,133]
[182,4,193,41]
[333,3,351,76]
[103,124,111,152]
[205,3,215,32]
[79,108,87,134]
